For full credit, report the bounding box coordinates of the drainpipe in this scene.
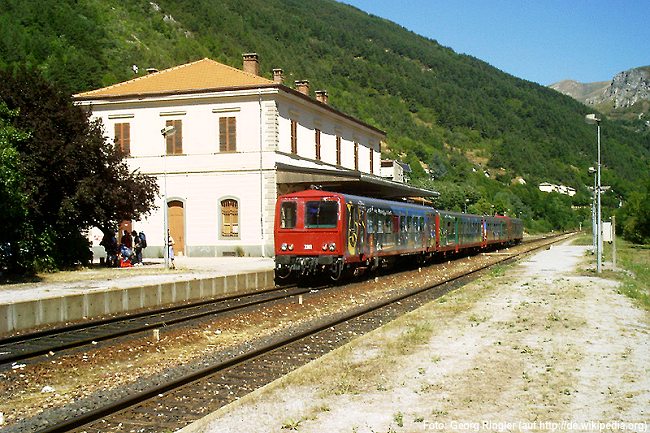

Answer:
[259,90,265,257]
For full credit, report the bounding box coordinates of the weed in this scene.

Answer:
[281,418,301,430]
[393,411,404,427]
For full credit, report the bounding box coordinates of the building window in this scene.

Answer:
[354,141,359,170]
[315,129,321,160]
[166,119,183,155]
[219,117,236,152]
[114,123,130,156]
[220,199,239,238]
[336,135,341,166]
[290,120,298,154]
[370,146,374,174]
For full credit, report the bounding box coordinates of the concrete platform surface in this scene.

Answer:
[0,257,274,305]
[0,257,276,335]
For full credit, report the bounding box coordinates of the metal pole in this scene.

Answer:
[163,152,169,269]
[596,122,602,273]
[592,175,596,254]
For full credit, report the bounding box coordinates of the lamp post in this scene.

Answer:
[585,114,602,273]
[161,125,176,269]
[588,166,596,255]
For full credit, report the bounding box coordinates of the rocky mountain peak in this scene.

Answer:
[550,66,650,117]
[586,67,650,109]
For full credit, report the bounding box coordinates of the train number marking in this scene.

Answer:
[304,244,313,250]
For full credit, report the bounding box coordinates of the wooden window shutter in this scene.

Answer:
[291,120,297,154]
[336,135,341,165]
[219,117,237,152]
[114,123,130,156]
[370,146,374,174]
[354,141,359,170]
[228,117,236,151]
[315,129,321,160]
[166,120,182,154]
[219,118,227,152]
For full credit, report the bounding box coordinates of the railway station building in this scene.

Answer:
[75,54,436,257]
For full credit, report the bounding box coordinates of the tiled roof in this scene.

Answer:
[74,58,275,99]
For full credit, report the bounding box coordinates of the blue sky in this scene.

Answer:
[340,0,650,86]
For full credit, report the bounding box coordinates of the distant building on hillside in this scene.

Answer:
[74,54,436,257]
[539,182,576,196]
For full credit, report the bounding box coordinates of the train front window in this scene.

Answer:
[305,200,338,228]
[280,202,297,229]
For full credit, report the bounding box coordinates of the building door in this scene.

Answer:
[168,200,185,256]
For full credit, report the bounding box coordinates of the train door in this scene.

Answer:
[481,219,488,248]
[434,213,441,250]
[346,202,366,259]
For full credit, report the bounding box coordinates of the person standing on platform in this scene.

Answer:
[167,230,175,269]
[132,230,143,266]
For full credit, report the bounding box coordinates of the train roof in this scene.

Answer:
[278,189,522,223]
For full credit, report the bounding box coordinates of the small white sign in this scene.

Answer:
[602,221,613,243]
[304,244,313,250]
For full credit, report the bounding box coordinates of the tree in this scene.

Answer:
[617,177,650,244]
[0,67,159,274]
[0,103,31,272]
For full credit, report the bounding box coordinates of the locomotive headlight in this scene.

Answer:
[329,243,336,251]
[322,243,328,251]
[281,243,288,251]
[288,244,294,251]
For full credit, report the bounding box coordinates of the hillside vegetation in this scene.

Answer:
[1,0,649,234]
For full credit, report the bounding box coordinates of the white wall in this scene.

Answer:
[81,87,383,257]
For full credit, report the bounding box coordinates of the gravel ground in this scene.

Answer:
[180,242,650,433]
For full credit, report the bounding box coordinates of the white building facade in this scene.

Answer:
[75,56,399,257]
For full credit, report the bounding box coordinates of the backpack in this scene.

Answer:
[139,231,147,248]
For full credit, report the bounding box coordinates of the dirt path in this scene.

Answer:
[182,243,649,433]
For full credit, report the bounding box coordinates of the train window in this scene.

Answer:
[368,210,375,233]
[305,201,338,228]
[280,202,297,229]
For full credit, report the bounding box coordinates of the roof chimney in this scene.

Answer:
[315,90,328,104]
[295,80,310,96]
[273,68,284,84]
[242,53,260,76]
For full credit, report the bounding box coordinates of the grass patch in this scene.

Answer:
[610,240,650,309]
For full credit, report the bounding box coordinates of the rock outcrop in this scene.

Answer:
[550,66,650,110]
[586,67,650,108]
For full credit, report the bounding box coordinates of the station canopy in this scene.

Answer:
[276,163,438,200]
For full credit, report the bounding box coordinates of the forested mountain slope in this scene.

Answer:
[1,0,649,230]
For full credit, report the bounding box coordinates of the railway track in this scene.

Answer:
[0,286,315,367]
[16,232,572,433]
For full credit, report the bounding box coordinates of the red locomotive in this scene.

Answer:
[274,189,523,281]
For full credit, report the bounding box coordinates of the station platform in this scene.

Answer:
[0,256,275,336]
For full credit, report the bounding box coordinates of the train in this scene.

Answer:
[274,189,523,281]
